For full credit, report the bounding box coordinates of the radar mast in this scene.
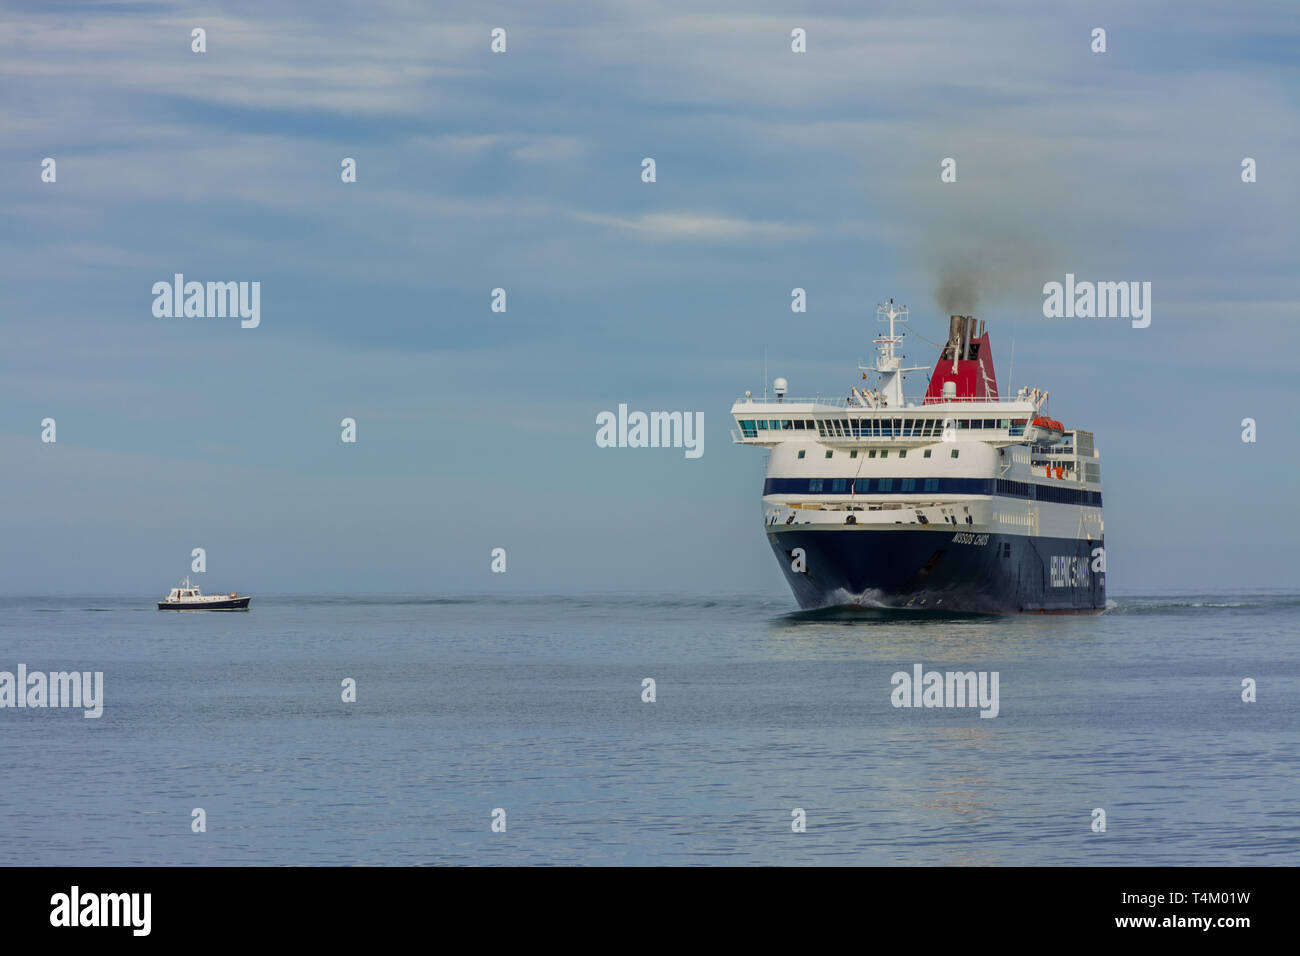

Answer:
[861,299,926,408]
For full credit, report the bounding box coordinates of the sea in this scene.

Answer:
[1,592,1297,866]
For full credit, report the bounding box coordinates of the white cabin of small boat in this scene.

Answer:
[166,577,203,600]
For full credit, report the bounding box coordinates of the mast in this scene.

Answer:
[861,299,925,408]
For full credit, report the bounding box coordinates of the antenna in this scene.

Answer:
[860,298,925,409]
[1007,338,1015,392]
[874,298,909,364]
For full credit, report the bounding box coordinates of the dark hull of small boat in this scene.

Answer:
[157,597,251,611]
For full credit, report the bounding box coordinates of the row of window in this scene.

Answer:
[807,478,943,494]
[763,476,1103,507]
[739,418,1029,439]
[799,448,958,460]
[1034,483,1095,504]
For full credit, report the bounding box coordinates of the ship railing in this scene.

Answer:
[735,425,1034,442]
[733,394,1038,408]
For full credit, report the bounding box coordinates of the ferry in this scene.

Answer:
[730,302,1105,613]
[157,577,251,611]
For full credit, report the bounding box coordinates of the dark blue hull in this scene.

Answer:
[157,597,251,611]
[767,526,1104,613]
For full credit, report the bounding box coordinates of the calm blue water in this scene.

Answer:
[1,592,1297,866]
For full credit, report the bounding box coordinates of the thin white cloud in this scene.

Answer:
[0,10,480,116]
[572,210,809,242]
[409,133,589,162]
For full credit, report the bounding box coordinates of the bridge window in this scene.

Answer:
[831,479,847,493]
[901,479,915,492]
[879,479,893,491]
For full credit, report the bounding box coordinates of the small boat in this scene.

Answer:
[157,577,251,611]
[1028,415,1065,443]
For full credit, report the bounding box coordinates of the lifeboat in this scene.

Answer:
[1029,415,1065,443]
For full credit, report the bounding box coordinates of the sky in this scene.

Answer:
[1,0,1297,594]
